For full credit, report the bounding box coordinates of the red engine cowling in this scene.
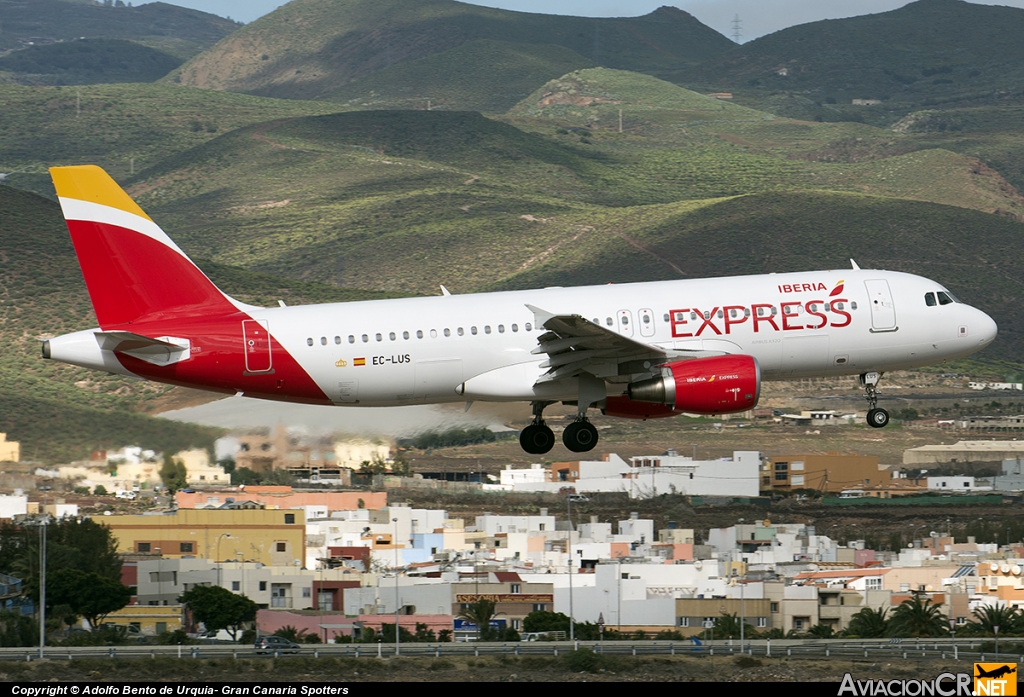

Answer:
[626,354,760,414]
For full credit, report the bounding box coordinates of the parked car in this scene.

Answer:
[254,636,301,654]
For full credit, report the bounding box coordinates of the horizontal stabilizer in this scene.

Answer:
[94,331,191,366]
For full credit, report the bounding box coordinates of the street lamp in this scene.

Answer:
[393,517,400,656]
[216,533,232,587]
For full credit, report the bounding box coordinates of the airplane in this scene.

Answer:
[42,165,999,455]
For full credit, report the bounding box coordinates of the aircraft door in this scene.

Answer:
[638,308,655,337]
[864,279,897,331]
[242,320,273,373]
[617,310,634,337]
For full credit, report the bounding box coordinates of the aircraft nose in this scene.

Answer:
[975,308,998,346]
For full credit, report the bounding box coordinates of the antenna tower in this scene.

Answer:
[732,14,742,44]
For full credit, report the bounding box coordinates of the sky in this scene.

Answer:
[133,0,1024,41]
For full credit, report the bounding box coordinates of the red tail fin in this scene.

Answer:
[50,165,240,328]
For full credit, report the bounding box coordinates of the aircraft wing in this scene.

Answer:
[526,304,724,384]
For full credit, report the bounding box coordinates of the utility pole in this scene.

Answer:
[38,518,47,659]
[731,15,742,45]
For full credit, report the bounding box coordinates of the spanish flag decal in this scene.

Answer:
[830,280,845,297]
[353,357,366,366]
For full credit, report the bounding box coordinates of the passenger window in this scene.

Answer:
[606,318,613,326]
[703,311,710,320]
[511,324,518,332]
[925,293,936,307]
[320,337,327,345]
[430,329,438,338]
[348,335,355,344]
[691,312,697,320]
[361,334,368,343]
[471,326,478,335]
[444,328,451,337]
[937,292,953,306]
[771,307,777,316]
[403,331,410,340]
[306,338,313,346]
[334,336,341,344]
[744,308,751,317]
[756,308,763,317]
[729,309,737,318]
[593,318,599,324]
[458,327,464,336]
[716,310,723,319]
[484,326,492,334]
[389,332,396,341]
[621,316,628,325]
[525,323,532,331]
[375,333,382,342]
[498,325,505,333]
[851,301,858,310]
[416,330,424,339]
[664,313,670,322]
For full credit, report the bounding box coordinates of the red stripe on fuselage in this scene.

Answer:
[66,219,237,328]
[116,315,332,405]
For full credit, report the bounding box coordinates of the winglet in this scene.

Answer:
[525,303,555,328]
[850,259,861,270]
[440,285,451,297]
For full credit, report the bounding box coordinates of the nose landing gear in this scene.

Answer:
[861,372,890,428]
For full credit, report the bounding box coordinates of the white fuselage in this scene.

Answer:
[236,268,996,406]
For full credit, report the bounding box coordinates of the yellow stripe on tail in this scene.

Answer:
[49,165,152,221]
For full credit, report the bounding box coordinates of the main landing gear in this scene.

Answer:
[861,371,890,428]
[520,401,556,455]
[519,400,602,455]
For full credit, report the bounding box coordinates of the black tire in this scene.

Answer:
[563,421,599,453]
[520,424,555,454]
[867,408,890,428]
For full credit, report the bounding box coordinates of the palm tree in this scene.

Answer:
[845,606,889,638]
[458,599,497,641]
[887,595,949,638]
[713,612,756,639]
[970,604,1021,637]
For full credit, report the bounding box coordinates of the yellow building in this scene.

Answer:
[104,509,305,566]
[103,604,182,636]
[764,452,890,493]
[172,448,228,485]
[0,434,19,462]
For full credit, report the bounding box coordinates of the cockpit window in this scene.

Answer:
[937,291,954,306]
[925,293,937,307]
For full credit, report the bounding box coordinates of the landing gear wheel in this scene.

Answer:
[520,423,555,454]
[563,420,599,453]
[867,408,890,429]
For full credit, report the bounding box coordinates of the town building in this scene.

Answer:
[764,453,890,492]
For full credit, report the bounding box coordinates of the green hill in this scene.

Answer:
[0,83,344,185]
[0,39,183,85]
[691,0,1024,117]
[323,40,595,113]
[0,185,396,463]
[0,0,241,60]
[170,0,734,99]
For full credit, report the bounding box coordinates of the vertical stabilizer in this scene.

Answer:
[49,165,240,328]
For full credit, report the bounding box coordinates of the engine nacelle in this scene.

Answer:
[627,355,760,414]
[602,395,682,420]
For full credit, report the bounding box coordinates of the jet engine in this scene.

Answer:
[626,354,760,414]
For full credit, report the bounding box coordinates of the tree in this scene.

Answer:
[808,623,836,638]
[160,453,188,494]
[391,453,412,478]
[887,595,948,638]
[179,585,257,641]
[845,606,889,638]
[713,612,755,639]
[458,598,498,641]
[970,604,1021,637]
[523,610,570,635]
[47,569,131,628]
